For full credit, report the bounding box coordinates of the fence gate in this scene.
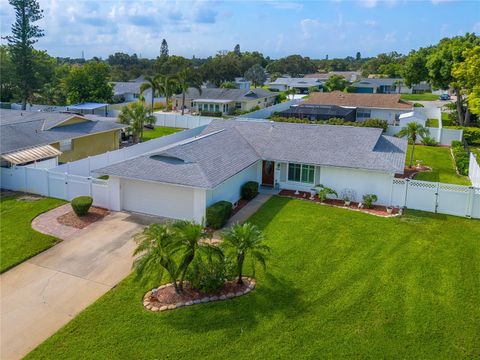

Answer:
[436,184,472,217]
[405,180,437,213]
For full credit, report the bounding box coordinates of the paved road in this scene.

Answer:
[0,211,159,360]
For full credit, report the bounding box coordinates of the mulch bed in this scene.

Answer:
[395,165,432,179]
[143,277,256,312]
[231,198,248,216]
[57,206,109,229]
[279,190,399,217]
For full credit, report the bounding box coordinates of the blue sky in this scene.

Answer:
[0,0,478,59]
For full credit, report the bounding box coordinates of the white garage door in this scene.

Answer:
[121,179,196,220]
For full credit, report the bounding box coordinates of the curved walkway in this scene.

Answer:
[1,208,161,360]
[32,203,84,239]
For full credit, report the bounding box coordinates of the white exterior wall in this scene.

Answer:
[357,108,411,124]
[277,163,394,205]
[23,157,58,169]
[120,178,206,223]
[206,161,262,207]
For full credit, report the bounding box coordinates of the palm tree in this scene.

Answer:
[396,122,430,168]
[221,223,270,284]
[157,74,178,111]
[133,224,182,293]
[118,102,156,143]
[171,220,220,291]
[177,68,202,115]
[140,75,160,113]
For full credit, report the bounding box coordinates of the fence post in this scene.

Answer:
[434,182,440,213]
[466,186,474,218]
[402,178,410,208]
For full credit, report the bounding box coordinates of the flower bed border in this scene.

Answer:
[143,277,256,312]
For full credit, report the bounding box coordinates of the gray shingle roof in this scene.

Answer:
[112,82,142,95]
[0,109,123,154]
[96,119,407,189]
[267,77,321,87]
[173,88,276,102]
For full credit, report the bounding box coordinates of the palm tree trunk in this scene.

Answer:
[237,253,245,284]
[181,91,186,115]
[409,142,415,168]
[151,91,154,114]
[178,254,194,292]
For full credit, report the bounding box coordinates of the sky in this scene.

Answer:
[0,0,479,60]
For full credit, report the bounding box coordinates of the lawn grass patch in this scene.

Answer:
[141,126,182,142]
[0,195,66,273]
[426,118,438,128]
[406,145,470,185]
[400,93,438,101]
[26,197,480,359]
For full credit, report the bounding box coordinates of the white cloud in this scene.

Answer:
[384,31,397,43]
[268,1,304,10]
[300,18,322,39]
[359,0,378,8]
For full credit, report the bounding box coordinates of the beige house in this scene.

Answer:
[173,88,277,115]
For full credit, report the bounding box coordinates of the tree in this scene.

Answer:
[221,223,270,284]
[64,61,113,104]
[220,81,237,89]
[177,68,202,115]
[244,64,267,88]
[426,33,479,125]
[396,122,430,168]
[402,47,432,87]
[325,75,347,92]
[7,0,44,110]
[118,102,156,143]
[233,44,241,56]
[0,46,18,102]
[157,74,178,110]
[140,75,160,113]
[266,55,317,77]
[160,39,169,59]
[356,52,361,61]
[133,224,181,293]
[452,46,480,117]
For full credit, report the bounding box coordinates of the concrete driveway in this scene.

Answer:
[0,211,159,360]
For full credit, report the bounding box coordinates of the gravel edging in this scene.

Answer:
[143,277,256,312]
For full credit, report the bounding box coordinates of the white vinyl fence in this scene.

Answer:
[239,99,300,119]
[469,153,480,188]
[390,178,480,219]
[386,126,463,146]
[51,126,206,176]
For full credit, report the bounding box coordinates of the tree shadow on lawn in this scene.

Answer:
[159,271,307,333]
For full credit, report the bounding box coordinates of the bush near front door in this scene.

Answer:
[206,201,233,229]
[241,181,259,201]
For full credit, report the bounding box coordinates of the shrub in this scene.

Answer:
[421,136,438,146]
[362,194,378,209]
[186,250,226,293]
[71,196,93,216]
[413,102,424,107]
[241,181,259,200]
[200,111,223,117]
[314,184,338,202]
[206,201,232,229]
[451,142,469,176]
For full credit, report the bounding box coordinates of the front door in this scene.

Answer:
[262,160,275,187]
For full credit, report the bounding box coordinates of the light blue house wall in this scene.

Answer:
[206,161,262,206]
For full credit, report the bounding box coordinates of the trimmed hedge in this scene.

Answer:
[451,142,469,176]
[71,196,93,217]
[206,201,232,229]
[241,181,259,200]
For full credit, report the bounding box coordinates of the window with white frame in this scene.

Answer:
[357,109,371,119]
[59,139,72,152]
[288,163,315,184]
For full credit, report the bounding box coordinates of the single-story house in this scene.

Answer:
[302,91,413,124]
[95,119,407,223]
[397,110,427,127]
[304,71,360,83]
[0,109,123,167]
[352,78,432,94]
[279,104,356,122]
[112,79,165,104]
[66,102,109,117]
[266,77,322,93]
[172,88,277,115]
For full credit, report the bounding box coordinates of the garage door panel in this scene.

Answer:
[121,179,195,220]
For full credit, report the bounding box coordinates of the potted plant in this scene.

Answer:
[386,206,394,214]
[340,189,356,206]
[362,194,378,209]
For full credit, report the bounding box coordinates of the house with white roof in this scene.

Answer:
[266,77,322,93]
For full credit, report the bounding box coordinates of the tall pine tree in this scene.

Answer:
[160,39,169,59]
[7,0,44,110]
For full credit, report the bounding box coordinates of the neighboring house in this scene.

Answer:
[304,71,360,83]
[234,77,251,90]
[96,119,407,223]
[112,78,165,104]
[397,110,427,127]
[279,104,356,122]
[0,109,123,167]
[172,88,277,115]
[352,78,432,94]
[302,91,413,124]
[266,77,322,93]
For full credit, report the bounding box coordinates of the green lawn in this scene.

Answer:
[426,118,439,128]
[141,126,182,142]
[0,195,65,273]
[26,197,480,359]
[400,93,438,101]
[406,145,470,185]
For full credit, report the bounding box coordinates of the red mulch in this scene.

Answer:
[232,198,248,216]
[395,166,432,179]
[57,206,109,229]
[279,189,399,217]
[148,279,251,307]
